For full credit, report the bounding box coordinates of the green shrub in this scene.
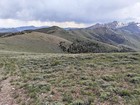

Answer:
[100,92,111,101]
[130,77,140,84]
[62,92,73,103]
[117,89,131,97]
[102,75,115,81]
[51,60,60,66]
[71,100,84,105]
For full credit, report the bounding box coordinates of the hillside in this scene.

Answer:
[0,32,71,53]
[35,24,139,53]
[0,21,140,53]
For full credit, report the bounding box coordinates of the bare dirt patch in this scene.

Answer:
[0,77,17,105]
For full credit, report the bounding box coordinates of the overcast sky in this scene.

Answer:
[0,0,140,28]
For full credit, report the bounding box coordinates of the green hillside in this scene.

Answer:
[0,32,71,53]
[36,26,138,53]
[0,25,139,53]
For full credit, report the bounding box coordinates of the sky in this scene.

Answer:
[0,0,140,28]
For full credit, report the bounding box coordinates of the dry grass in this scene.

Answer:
[0,51,140,105]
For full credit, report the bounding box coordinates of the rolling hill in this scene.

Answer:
[0,21,140,53]
[0,31,71,53]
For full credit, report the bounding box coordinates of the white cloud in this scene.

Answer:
[0,0,140,27]
[0,19,89,28]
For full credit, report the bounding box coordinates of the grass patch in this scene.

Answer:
[0,52,140,104]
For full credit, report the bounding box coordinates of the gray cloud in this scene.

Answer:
[0,0,140,23]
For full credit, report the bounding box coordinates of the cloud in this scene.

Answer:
[0,0,140,27]
[0,19,88,28]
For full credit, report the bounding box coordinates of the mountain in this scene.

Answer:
[88,21,127,29]
[88,21,140,34]
[0,21,140,53]
[0,26,48,33]
[0,28,18,33]
[16,26,38,31]
[35,22,140,52]
[119,22,140,33]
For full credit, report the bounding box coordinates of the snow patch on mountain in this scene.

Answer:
[88,21,128,29]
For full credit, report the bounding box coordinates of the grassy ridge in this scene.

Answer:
[0,52,140,105]
[0,26,139,53]
[0,32,71,53]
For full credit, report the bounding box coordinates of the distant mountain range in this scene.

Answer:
[88,21,140,32]
[88,21,126,29]
[0,26,48,33]
[0,21,140,53]
[1,21,140,33]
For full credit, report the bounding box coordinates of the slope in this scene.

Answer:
[0,24,138,53]
[0,32,71,53]
[36,26,135,53]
